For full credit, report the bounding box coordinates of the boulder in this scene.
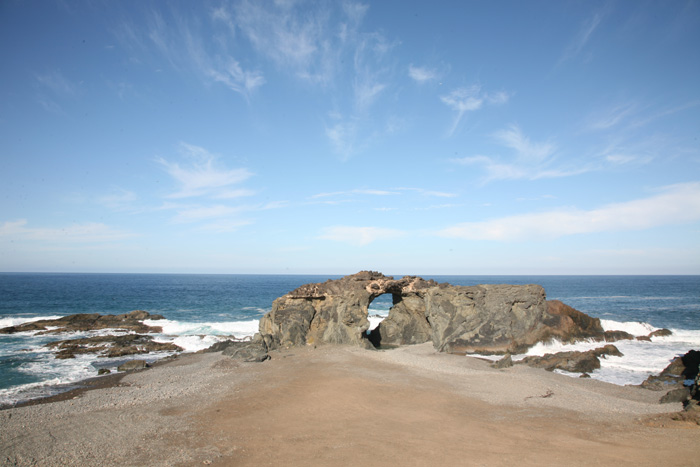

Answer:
[648,328,673,338]
[221,341,269,362]
[117,359,148,371]
[492,353,513,369]
[518,345,623,373]
[660,387,690,404]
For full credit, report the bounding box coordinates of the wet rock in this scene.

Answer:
[0,310,165,335]
[518,345,623,373]
[46,334,182,359]
[648,328,673,338]
[641,350,700,391]
[97,368,111,375]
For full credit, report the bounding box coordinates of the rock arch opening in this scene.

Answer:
[363,293,398,348]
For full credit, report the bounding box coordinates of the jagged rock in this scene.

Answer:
[46,334,182,359]
[372,294,431,346]
[0,310,165,335]
[117,359,148,371]
[641,350,700,391]
[518,345,623,373]
[97,369,111,375]
[600,330,635,342]
[260,272,437,350]
[258,272,621,355]
[492,353,513,369]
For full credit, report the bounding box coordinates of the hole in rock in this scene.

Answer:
[364,293,398,349]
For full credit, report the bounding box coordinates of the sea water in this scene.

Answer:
[0,273,698,406]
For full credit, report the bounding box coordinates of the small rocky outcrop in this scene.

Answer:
[46,334,182,359]
[518,345,623,373]
[641,349,700,391]
[0,310,165,335]
[256,272,627,355]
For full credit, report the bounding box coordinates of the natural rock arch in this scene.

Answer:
[258,271,607,355]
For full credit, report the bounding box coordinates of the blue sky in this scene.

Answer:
[1,0,699,275]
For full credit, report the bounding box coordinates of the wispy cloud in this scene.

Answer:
[559,8,605,64]
[116,7,264,98]
[440,85,509,136]
[408,64,439,83]
[587,102,638,131]
[318,225,405,246]
[438,182,700,241]
[36,70,78,96]
[0,219,135,243]
[451,124,588,182]
[310,187,454,199]
[157,143,253,199]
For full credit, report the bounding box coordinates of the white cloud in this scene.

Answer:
[157,143,253,198]
[0,219,135,243]
[408,64,438,83]
[440,85,509,136]
[437,182,700,241]
[493,125,556,163]
[318,226,405,246]
[451,125,589,182]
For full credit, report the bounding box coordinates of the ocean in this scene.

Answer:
[1,273,698,406]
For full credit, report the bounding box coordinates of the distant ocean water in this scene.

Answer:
[1,273,698,406]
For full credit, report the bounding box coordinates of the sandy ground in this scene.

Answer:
[1,343,698,466]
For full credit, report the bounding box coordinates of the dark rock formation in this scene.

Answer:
[648,328,673,338]
[641,350,700,391]
[46,334,182,359]
[0,310,165,335]
[660,387,690,404]
[518,345,623,373]
[256,271,626,355]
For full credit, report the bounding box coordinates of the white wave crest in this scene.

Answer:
[600,319,657,336]
[144,319,259,338]
[0,315,64,328]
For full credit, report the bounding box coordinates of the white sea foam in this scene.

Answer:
[144,318,259,338]
[0,315,63,328]
[495,319,700,386]
[600,319,657,335]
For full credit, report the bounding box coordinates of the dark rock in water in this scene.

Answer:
[641,349,700,391]
[97,368,111,375]
[259,271,617,355]
[580,373,591,378]
[117,360,148,371]
[0,310,165,335]
[599,330,635,342]
[648,328,673,338]
[492,353,513,369]
[518,345,622,373]
[46,334,182,359]
[660,387,690,404]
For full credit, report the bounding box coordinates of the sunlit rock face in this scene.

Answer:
[258,271,608,355]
